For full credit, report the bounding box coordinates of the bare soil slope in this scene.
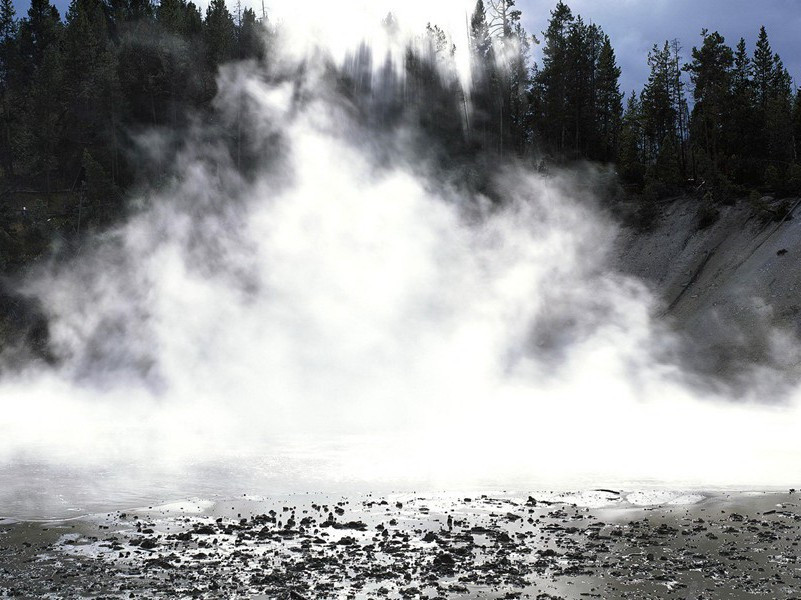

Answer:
[616,197,801,393]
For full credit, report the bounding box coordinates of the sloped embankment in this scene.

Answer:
[616,196,801,394]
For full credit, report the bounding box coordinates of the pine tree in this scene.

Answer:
[506,21,532,154]
[157,0,188,35]
[61,0,122,188]
[792,88,801,163]
[184,1,202,37]
[0,0,15,83]
[0,0,16,178]
[641,43,675,163]
[468,0,496,150]
[237,7,263,61]
[752,26,774,111]
[486,0,529,155]
[765,54,793,167]
[534,1,574,155]
[469,0,491,59]
[685,30,733,177]
[204,0,235,69]
[727,38,758,183]
[564,16,591,156]
[595,35,622,162]
[751,26,793,182]
[19,44,64,191]
[618,91,644,183]
[18,0,61,75]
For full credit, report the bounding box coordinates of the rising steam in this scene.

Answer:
[1,4,801,518]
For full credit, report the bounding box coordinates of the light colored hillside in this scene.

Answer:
[616,196,801,391]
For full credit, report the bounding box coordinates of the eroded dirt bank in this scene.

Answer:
[616,196,801,392]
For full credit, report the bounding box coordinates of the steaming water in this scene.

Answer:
[2,4,801,519]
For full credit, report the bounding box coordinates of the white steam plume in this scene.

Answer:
[1,11,801,516]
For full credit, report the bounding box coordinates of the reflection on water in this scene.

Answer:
[0,454,325,521]
[1,430,785,521]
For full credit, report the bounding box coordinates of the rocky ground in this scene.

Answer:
[2,489,801,599]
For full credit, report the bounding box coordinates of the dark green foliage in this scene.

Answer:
[793,89,801,163]
[81,148,117,225]
[18,0,62,72]
[19,44,64,188]
[238,8,263,61]
[530,3,623,163]
[467,0,533,156]
[0,0,16,178]
[753,26,774,111]
[685,30,733,178]
[595,36,623,162]
[533,1,572,155]
[747,27,795,179]
[640,41,688,177]
[0,0,272,274]
[1,0,800,279]
[203,0,235,69]
[617,92,644,184]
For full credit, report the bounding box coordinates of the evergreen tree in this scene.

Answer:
[0,0,16,178]
[467,0,532,156]
[237,7,263,61]
[18,0,61,75]
[641,43,675,162]
[203,0,235,69]
[685,30,734,177]
[534,1,573,155]
[563,16,592,156]
[468,0,498,151]
[506,20,532,154]
[81,148,117,226]
[0,0,15,82]
[157,0,189,36]
[750,27,793,181]
[404,25,464,153]
[618,91,645,183]
[752,26,774,111]
[792,88,801,163]
[532,3,621,162]
[726,38,758,183]
[640,40,687,181]
[19,44,64,191]
[108,0,153,24]
[594,35,622,162]
[765,54,794,167]
[184,1,202,37]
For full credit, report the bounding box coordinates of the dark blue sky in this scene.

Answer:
[11,0,801,96]
[520,0,801,96]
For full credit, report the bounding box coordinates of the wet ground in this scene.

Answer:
[2,489,801,599]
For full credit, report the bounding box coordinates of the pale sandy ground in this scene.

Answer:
[2,489,801,599]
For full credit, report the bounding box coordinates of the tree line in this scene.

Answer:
[342,0,801,205]
[0,0,268,269]
[619,25,801,205]
[1,0,800,272]
[464,1,801,202]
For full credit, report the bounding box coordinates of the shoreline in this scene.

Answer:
[2,489,801,598]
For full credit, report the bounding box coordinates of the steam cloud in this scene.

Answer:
[1,6,801,517]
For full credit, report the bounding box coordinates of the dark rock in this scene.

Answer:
[139,538,158,550]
